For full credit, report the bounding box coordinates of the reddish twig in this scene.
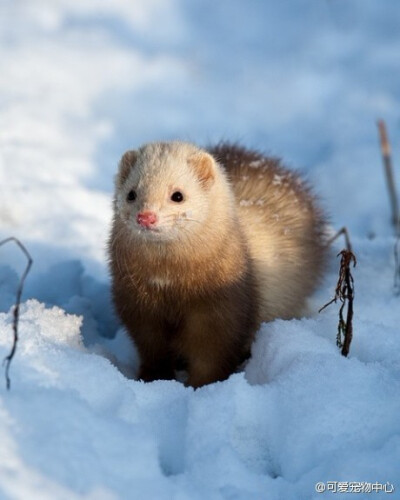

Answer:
[377,120,400,228]
[0,237,33,389]
[377,120,400,294]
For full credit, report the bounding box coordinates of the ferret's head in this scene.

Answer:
[114,141,231,244]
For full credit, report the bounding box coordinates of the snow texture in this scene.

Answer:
[1,1,400,499]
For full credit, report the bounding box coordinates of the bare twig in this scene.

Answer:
[395,228,400,295]
[377,120,400,294]
[326,226,352,253]
[0,237,33,389]
[377,120,400,228]
[319,249,356,357]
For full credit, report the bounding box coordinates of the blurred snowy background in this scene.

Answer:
[0,1,400,499]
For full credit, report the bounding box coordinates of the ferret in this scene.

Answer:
[109,141,328,388]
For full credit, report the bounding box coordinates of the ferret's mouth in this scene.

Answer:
[137,225,161,234]
[134,224,170,240]
[138,224,159,231]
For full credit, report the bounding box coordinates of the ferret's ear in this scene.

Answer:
[188,152,216,189]
[117,150,138,186]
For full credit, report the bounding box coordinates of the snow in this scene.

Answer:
[1,1,400,499]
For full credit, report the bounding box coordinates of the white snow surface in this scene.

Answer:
[1,1,400,499]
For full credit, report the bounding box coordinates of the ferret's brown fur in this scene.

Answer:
[109,141,328,387]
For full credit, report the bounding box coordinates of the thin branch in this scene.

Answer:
[395,227,400,295]
[377,120,400,294]
[326,226,352,253]
[377,120,400,229]
[0,237,33,390]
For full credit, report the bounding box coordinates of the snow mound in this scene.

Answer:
[0,288,399,499]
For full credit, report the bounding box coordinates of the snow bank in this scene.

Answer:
[1,283,399,499]
[0,301,174,499]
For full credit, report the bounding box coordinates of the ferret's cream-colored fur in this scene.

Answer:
[209,143,328,322]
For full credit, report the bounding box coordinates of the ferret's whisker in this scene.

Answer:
[160,214,201,225]
[180,218,201,224]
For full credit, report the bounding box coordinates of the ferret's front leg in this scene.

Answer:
[180,308,240,388]
[133,322,175,382]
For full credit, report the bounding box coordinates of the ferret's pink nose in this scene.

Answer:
[136,211,158,228]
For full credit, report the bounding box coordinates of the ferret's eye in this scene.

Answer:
[127,190,137,202]
[171,191,184,203]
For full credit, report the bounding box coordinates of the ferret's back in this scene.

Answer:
[209,143,328,321]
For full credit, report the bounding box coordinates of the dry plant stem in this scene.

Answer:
[339,251,356,356]
[326,226,352,253]
[395,224,400,295]
[319,250,356,357]
[377,120,400,228]
[0,237,33,390]
[377,121,400,294]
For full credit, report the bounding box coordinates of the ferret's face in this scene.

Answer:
[114,143,218,243]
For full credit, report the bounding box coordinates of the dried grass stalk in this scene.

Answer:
[320,228,356,357]
[377,120,400,228]
[0,237,33,389]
